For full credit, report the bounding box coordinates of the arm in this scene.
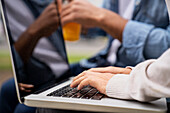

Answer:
[14,2,59,63]
[107,49,170,102]
[61,0,170,63]
[121,21,170,65]
[71,49,170,102]
[60,0,127,42]
[70,67,131,94]
[82,0,118,38]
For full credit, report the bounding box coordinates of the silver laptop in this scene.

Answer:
[0,0,167,113]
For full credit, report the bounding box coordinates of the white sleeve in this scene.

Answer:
[106,49,170,102]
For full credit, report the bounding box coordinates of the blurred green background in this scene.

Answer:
[0,50,11,71]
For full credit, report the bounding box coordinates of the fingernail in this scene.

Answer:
[70,84,73,87]
[77,86,81,90]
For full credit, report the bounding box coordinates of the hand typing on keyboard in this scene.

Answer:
[47,67,131,100]
[70,70,114,95]
[70,66,131,95]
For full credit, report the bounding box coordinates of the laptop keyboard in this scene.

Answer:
[47,85,105,100]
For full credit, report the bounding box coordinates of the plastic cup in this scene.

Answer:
[63,23,81,41]
[62,0,81,41]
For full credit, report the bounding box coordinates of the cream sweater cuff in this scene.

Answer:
[106,74,133,100]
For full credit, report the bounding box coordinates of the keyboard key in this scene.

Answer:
[91,92,104,100]
[72,92,83,98]
[82,89,98,99]
[62,93,73,97]
[62,90,78,97]
[72,88,78,93]
[47,85,105,100]
[80,87,92,94]
[54,93,63,97]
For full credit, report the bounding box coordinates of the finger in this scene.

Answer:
[20,87,32,92]
[19,83,34,88]
[24,89,32,93]
[61,14,75,25]
[20,87,25,91]
[60,0,76,23]
[70,76,85,88]
[61,0,73,11]
[89,68,108,73]
[48,2,58,11]
[57,0,62,13]
[72,71,87,82]
[60,10,75,25]
[77,79,89,90]
[89,67,120,74]
[60,3,72,18]
[90,67,115,73]
[50,8,58,17]
[73,71,101,88]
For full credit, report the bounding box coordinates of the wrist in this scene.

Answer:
[122,68,132,74]
[97,9,128,42]
[95,8,106,28]
[27,25,42,40]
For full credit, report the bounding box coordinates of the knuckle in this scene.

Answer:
[88,78,92,84]
[73,78,77,81]
[86,76,92,80]
[84,74,88,78]
[71,5,77,11]
[83,71,88,75]
[83,79,89,84]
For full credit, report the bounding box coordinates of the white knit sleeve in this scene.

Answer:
[106,49,170,102]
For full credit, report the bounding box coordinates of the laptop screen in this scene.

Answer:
[1,0,70,102]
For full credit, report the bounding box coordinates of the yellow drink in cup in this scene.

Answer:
[61,0,81,41]
[63,23,81,41]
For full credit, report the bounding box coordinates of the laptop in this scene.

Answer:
[0,0,167,113]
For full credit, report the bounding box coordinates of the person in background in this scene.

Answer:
[67,0,170,77]
[0,0,70,113]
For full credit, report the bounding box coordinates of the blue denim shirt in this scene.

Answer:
[103,0,170,67]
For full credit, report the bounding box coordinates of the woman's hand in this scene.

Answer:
[70,71,114,94]
[70,66,132,94]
